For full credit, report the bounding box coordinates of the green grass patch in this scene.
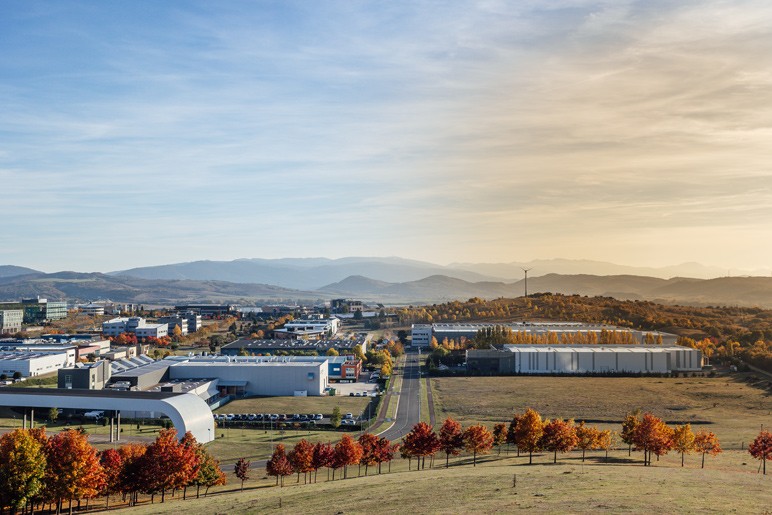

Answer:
[214,395,369,417]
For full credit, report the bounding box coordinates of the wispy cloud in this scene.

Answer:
[1,1,771,271]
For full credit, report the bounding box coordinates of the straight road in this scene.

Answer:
[377,350,422,441]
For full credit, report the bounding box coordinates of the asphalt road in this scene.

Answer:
[377,350,422,441]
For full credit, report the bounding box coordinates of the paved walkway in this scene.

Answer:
[425,375,436,426]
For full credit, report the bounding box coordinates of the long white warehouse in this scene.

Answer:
[466,345,703,375]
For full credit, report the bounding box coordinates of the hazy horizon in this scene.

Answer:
[3,1,771,272]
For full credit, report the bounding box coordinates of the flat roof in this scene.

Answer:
[170,361,323,368]
[0,387,181,400]
[500,345,695,353]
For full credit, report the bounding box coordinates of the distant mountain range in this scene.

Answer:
[110,257,769,287]
[0,257,770,307]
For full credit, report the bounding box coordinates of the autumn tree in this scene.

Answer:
[117,443,147,506]
[402,422,441,470]
[311,442,335,482]
[492,423,507,455]
[334,434,363,479]
[438,418,464,468]
[620,410,641,456]
[45,428,105,515]
[288,439,314,483]
[693,430,722,469]
[139,429,198,502]
[540,418,578,464]
[464,424,494,466]
[234,458,251,491]
[748,429,772,475]
[514,408,544,464]
[507,413,523,456]
[193,446,226,497]
[596,429,615,462]
[266,445,293,486]
[358,433,380,476]
[672,424,696,467]
[575,422,600,463]
[0,429,47,514]
[375,437,397,474]
[98,449,123,509]
[632,413,673,466]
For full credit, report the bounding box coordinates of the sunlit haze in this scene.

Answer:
[2,1,771,273]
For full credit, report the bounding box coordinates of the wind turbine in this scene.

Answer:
[522,268,532,298]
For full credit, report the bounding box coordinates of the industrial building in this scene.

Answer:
[466,345,703,375]
[58,361,112,389]
[173,304,236,317]
[0,309,23,334]
[0,297,67,323]
[273,315,341,340]
[222,337,367,356]
[102,317,168,339]
[412,322,677,347]
[0,350,73,378]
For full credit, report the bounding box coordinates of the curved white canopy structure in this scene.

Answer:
[0,388,215,443]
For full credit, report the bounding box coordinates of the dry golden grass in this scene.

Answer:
[431,373,772,448]
[110,449,771,515]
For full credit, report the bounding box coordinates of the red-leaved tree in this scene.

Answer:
[748,429,772,475]
[540,418,578,464]
[438,418,464,468]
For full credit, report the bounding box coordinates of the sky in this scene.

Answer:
[2,0,772,273]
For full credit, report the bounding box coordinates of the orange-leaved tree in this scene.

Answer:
[0,428,47,513]
[438,418,464,468]
[574,422,600,463]
[288,439,315,483]
[334,434,363,479]
[514,408,544,465]
[672,424,696,467]
[693,430,722,469]
[596,429,615,462]
[46,428,105,514]
[632,413,673,466]
[748,429,772,475]
[267,445,294,486]
[464,424,494,467]
[541,418,578,464]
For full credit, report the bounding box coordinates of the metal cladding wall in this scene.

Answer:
[468,345,703,374]
[169,362,327,396]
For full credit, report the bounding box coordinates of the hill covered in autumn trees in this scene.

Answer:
[396,294,772,372]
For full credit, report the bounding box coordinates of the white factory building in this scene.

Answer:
[167,357,329,397]
[0,350,73,378]
[466,345,703,375]
[273,315,341,340]
[102,317,168,339]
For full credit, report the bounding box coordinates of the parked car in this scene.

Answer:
[344,413,354,419]
[315,414,323,420]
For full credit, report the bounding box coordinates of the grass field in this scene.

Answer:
[213,395,370,417]
[109,449,771,514]
[431,373,772,448]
